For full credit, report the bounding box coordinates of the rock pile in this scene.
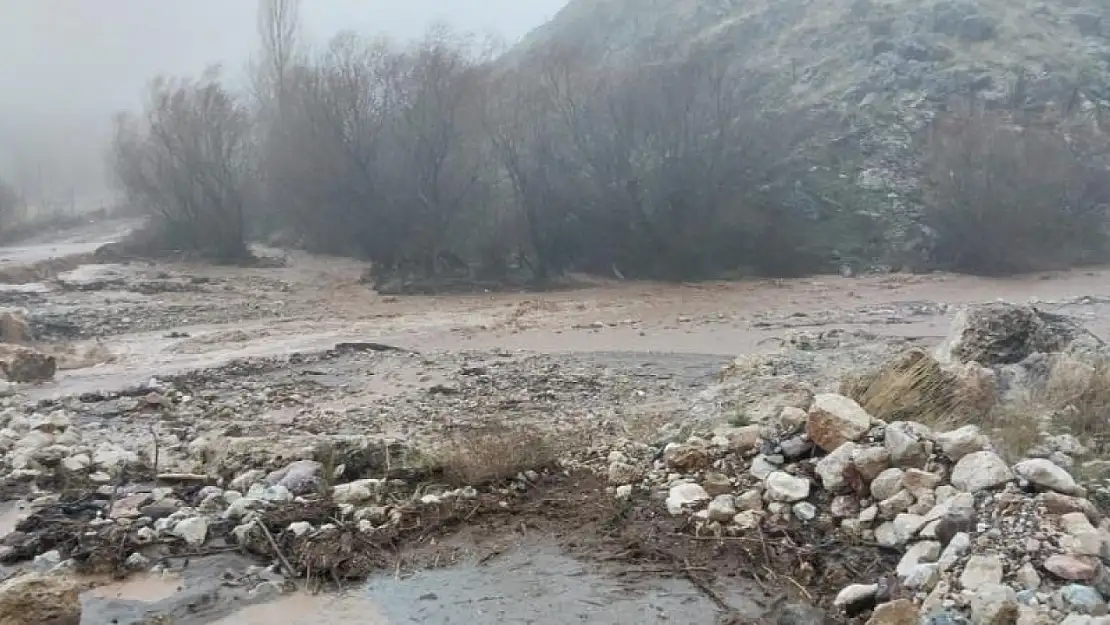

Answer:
[604,387,1110,623]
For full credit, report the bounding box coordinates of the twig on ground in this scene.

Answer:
[255,520,299,586]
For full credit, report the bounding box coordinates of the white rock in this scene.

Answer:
[1014,458,1081,495]
[666,483,710,515]
[951,451,1013,493]
[764,472,811,503]
[615,485,633,500]
[851,445,891,481]
[903,563,940,591]
[897,541,941,578]
[938,532,971,572]
[833,584,878,609]
[733,510,761,530]
[793,501,817,521]
[815,442,857,492]
[936,425,989,460]
[871,468,905,501]
[707,495,737,522]
[332,479,384,505]
[173,516,209,546]
[61,454,90,472]
[961,553,1005,589]
[806,393,872,452]
[749,455,778,479]
[1016,562,1042,591]
[884,421,930,468]
[969,583,1018,625]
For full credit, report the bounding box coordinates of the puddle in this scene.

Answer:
[87,572,184,603]
[212,548,763,625]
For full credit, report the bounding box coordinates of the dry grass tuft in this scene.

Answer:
[436,424,563,486]
[841,348,995,428]
[1036,356,1110,454]
[979,397,1045,462]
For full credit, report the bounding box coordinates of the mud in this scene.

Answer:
[2,222,1110,624]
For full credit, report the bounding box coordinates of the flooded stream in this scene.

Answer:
[209,548,764,625]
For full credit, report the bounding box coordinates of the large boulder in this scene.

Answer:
[936,303,1096,367]
[0,345,56,383]
[0,573,82,625]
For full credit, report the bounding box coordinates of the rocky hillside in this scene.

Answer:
[516,0,1110,268]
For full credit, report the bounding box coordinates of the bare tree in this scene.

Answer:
[922,101,1108,274]
[111,69,253,261]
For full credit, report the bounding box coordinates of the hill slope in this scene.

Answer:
[515,0,1110,269]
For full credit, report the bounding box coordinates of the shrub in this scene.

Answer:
[921,104,1109,275]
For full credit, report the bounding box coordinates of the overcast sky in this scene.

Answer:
[0,0,567,198]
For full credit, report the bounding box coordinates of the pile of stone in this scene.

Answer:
[604,388,1110,624]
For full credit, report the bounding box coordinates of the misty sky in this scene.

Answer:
[0,0,567,199]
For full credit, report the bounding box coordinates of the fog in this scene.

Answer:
[0,0,567,208]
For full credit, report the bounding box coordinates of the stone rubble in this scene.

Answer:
[594,381,1110,623]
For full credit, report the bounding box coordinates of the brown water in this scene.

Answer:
[86,572,183,603]
[210,548,764,625]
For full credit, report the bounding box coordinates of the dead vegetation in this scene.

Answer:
[839,348,994,429]
[433,423,564,486]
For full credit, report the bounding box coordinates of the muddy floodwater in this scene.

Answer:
[209,548,763,625]
[4,221,1110,624]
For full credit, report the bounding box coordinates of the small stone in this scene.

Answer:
[735,489,763,511]
[608,461,642,486]
[884,421,930,468]
[666,483,710,515]
[904,563,940,591]
[1040,493,1100,523]
[936,425,989,460]
[712,425,763,455]
[903,469,943,497]
[778,406,808,430]
[701,472,733,496]
[793,501,817,521]
[871,468,905,501]
[749,455,778,479]
[807,393,873,452]
[970,583,1019,625]
[880,490,915,518]
[172,517,209,547]
[664,443,711,471]
[831,495,860,518]
[733,510,761,530]
[816,442,858,492]
[834,583,878,613]
[852,446,892,481]
[779,435,813,460]
[893,513,927,543]
[615,484,633,499]
[332,479,383,505]
[898,541,942,578]
[1014,459,1082,495]
[764,471,810,502]
[707,495,737,522]
[1016,563,1043,595]
[961,553,1005,588]
[951,451,1013,493]
[939,532,971,572]
[1059,584,1108,616]
[1046,555,1101,581]
[866,598,917,624]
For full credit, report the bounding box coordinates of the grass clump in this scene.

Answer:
[436,423,563,487]
[840,348,995,429]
